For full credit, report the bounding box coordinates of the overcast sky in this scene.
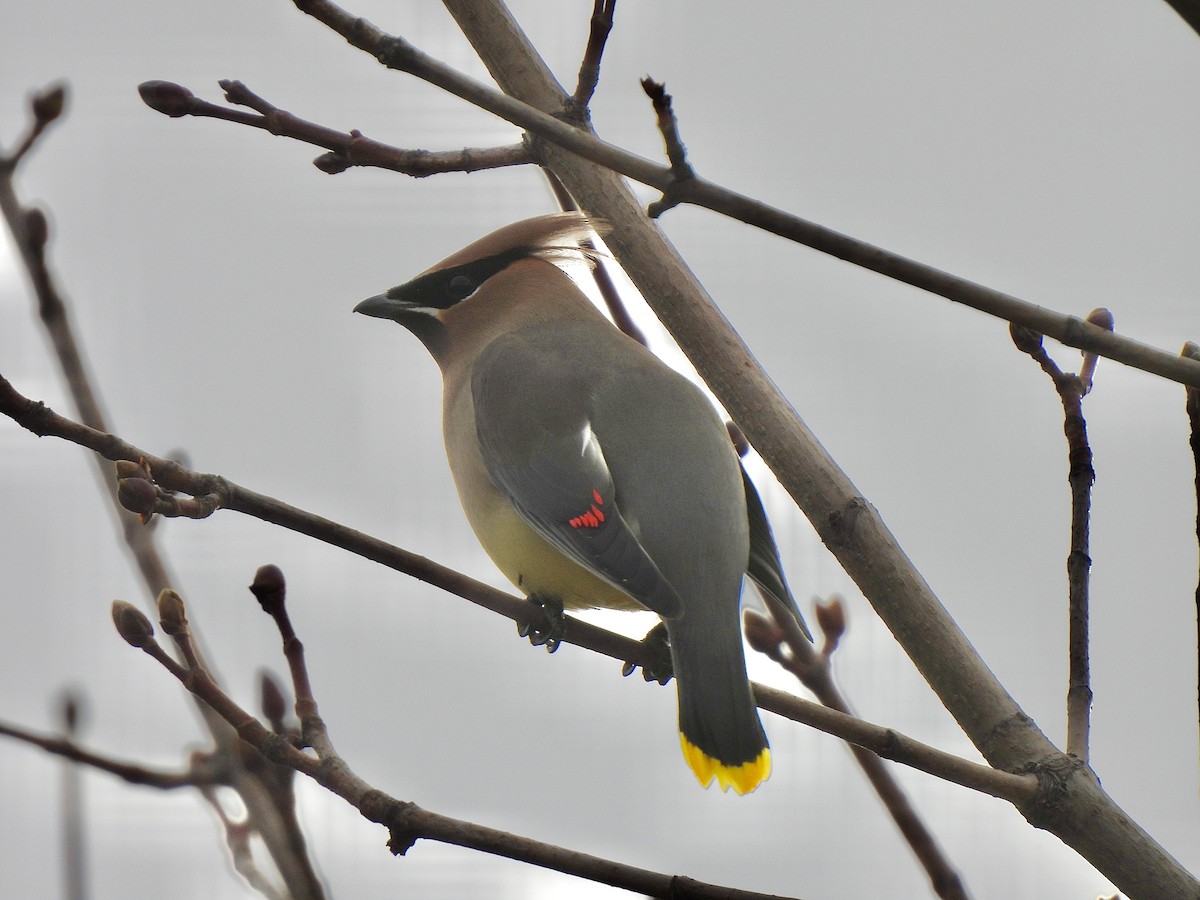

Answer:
[2,2,1199,898]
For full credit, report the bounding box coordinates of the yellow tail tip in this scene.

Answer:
[679,734,771,795]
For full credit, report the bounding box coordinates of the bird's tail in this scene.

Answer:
[669,615,770,795]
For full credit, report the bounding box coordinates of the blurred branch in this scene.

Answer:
[138,79,532,177]
[58,691,88,900]
[0,718,212,789]
[1010,314,1111,763]
[0,84,175,596]
[282,0,1200,389]
[0,373,1036,807]
[0,89,324,900]
[110,586,800,900]
[748,598,969,900]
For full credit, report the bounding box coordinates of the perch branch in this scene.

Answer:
[0,373,1035,807]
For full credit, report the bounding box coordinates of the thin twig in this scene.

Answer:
[0,718,213,789]
[1010,321,1105,762]
[138,80,531,177]
[640,77,694,217]
[0,373,1036,807]
[110,588,800,900]
[749,599,970,900]
[570,0,616,115]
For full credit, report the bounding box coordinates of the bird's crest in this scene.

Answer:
[421,212,610,276]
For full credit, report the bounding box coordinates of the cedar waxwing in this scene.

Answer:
[355,213,808,794]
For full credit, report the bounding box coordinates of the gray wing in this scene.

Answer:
[742,463,812,641]
[471,332,683,618]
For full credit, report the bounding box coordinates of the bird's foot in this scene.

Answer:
[621,621,673,685]
[517,594,565,653]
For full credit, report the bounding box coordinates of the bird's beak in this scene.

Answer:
[353,293,405,320]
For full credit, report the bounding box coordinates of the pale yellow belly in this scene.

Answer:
[442,380,644,612]
[469,495,645,611]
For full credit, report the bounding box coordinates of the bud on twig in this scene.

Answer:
[156,588,187,637]
[815,595,847,656]
[23,208,48,252]
[111,600,155,649]
[137,80,196,118]
[117,475,159,519]
[313,152,352,174]
[744,609,784,655]
[249,564,287,617]
[30,83,67,125]
[1009,322,1044,356]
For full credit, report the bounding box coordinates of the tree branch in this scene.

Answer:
[281,0,1200,391]
[0,372,1036,807]
[749,598,969,900]
[1,92,325,900]
[138,79,531,177]
[372,2,1195,894]
[107,586,802,900]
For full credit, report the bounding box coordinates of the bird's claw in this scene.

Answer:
[519,594,565,653]
[622,621,673,685]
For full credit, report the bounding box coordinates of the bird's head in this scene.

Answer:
[354,212,606,354]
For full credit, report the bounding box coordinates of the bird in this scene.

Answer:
[354,212,808,794]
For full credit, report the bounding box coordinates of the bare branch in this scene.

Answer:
[0,372,1034,806]
[570,0,617,114]
[640,77,694,217]
[0,718,212,790]
[1010,321,1101,762]
[281,0,1200,390]
[749,598,970,900]
[109,590,801,900]
[137,79,532,177]
[1,99,326,900]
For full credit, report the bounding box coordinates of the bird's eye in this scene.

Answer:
[446,273,476,300]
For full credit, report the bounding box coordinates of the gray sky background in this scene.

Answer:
[2,2,1199,898]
